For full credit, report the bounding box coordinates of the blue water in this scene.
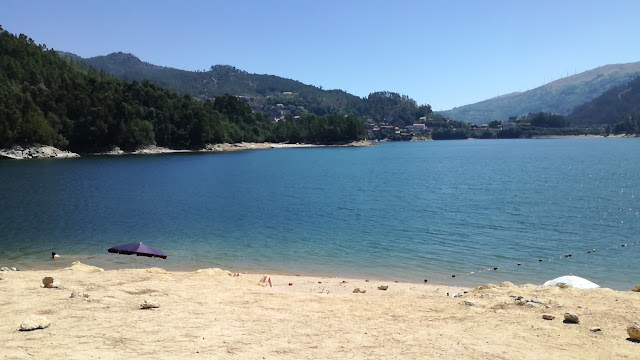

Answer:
[1,138,639,289]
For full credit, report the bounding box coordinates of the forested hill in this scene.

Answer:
[0,27,366,152]
[439,62,640,124]
[568,75,640,127]
[63,52,433,127]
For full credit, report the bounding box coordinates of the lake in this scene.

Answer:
[0,138,638,290]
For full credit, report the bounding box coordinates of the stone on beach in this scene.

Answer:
[377,285,389,291]
[65,262,104,272]
[564,312,580,324]
[141,300,159,309]
[353,288,367,293]
[628,321,640,341]
[195,268,233,277]
[70,290,89,299]
[542,314,556,320]
[633,284,640,292]
[42,277,58,288]
[19,315,50,331]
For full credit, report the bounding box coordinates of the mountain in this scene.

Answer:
[0,29,366,151]
[439,62,640,124]
[568,75,640,127]
[60,52,432,127]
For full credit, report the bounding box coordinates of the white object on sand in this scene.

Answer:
[543,275,600,290]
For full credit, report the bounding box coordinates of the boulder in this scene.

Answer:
[140,300,159,309]
[195,268,232,277]
[42,277,58,288]
[542,314,556,320]
[564,312,579,324]
[65,262,104,272]
[1,267,9,271]
[19,315,50,331]
[632,284,640,292]
[352,288,367,293]
[70,291,89,299]
[628,321,640,341]
[377,285,388,290]
[0,145,79,160]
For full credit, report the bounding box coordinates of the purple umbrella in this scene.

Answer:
[107,242,167,259]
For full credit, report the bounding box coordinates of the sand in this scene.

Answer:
[1,263,638,359]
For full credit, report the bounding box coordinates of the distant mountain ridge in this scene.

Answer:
[60,51,433,127]
[439,62,640,124]
[568,75,640,126]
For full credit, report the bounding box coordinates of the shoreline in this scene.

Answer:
[0,140,375,160]
[2,262,639,359]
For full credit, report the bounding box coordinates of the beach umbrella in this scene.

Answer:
[543,275,600,289]
[107,242,167,259]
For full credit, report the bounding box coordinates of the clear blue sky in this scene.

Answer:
[3,0,640,110]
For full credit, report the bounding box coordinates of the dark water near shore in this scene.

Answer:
[1,138,639,289]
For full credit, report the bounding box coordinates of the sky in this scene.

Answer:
[2,0,640,110]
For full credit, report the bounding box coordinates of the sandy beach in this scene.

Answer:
[1,262,638,359]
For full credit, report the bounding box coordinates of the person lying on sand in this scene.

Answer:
[259,275,272,287]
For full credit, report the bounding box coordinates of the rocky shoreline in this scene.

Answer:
[1,141,374,160]
[0,145,80,160]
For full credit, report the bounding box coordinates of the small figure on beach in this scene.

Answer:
[259,275,272,287]
[51,252,59,259]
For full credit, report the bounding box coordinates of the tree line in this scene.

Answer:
[0,27,366,152]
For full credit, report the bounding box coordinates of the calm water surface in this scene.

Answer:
[0,138,638,289]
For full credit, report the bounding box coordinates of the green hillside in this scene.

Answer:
[65,52,432,127]
[0,27,366,151]
[440,62,640,124]
[568,75,640,127]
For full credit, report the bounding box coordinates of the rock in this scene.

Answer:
[10,267,17,271]
[19,315,50,331]
[632,284,640,292]
[70,291,89,299]
[542,314,556,320]
[564,312,580,324]
[352,288,367,293]
[1,266,9,271]
[628,321,640,341]
[590,327,602,332]
[140,300,159,309]
[464,301,476,306]
[145,268,167,274]
[65,262,104,272]
[526,302,538,307]
[42,277,58,288]
[474,284,497,291]
[0,145,79,160]
[195,268,233,277]
[377,285,388,290]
